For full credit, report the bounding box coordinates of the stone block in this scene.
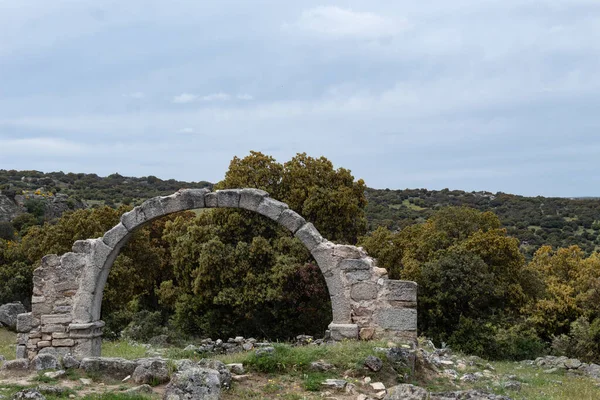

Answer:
[120,206,146,231]
[204,192,218,207]
[31,353,59,371]
[17,313,39,333]
[257,197,289,221]
[102,223,130,249]
[374,308,417,331]
[346,270,372,283]
[333,245,364,259]
[53,339,75,347]
[31,296,45,304]
[328,323,358,340]
[310,242,337,274]
[52,332,69,339]
[52,306,72,314]
[295,223,324,251]
[2,358,28,370]
[41,314,72,325]
[351,282,378,301]
[239,189,269,211]
[16,345,27,359]
[383,280,417,302]
[37,341,52,348]
[80,357,139,379]
[360,327,375,340]
[42,334,52,341]
[277,209,306,233]
[16,333,28,345]
[41,324,66,333]
[32,303,52,317]
[216,189,241,208]
[139,197,166,221]
[179,188,209,209]
[340,258,371,271]
[330,295,353,324]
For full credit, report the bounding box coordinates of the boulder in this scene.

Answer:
[31,354,59,371]
[80,357,138,380]
[0,302,27,330]
[364,355,383,372]
[163,367,221,400]
[61,355,80,369]
[133,358,170,385]
[385,384,429,400]
[430,390,512,400]
[12,389,46,400]
[197,359,231,389]
[1,358,29,371]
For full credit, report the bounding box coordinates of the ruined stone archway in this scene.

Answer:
[16,189,417,359]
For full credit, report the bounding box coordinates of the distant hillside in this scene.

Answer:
[1,169,598,257]
[365,188,600,257]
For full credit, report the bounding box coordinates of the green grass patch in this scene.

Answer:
[243,340,388,374]
[0,328,16,360]
[101,340,148,359]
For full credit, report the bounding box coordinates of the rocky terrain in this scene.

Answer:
[1,331,599,399]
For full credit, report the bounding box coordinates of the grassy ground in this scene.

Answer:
[1,328,600,399]
[0,328,16,361]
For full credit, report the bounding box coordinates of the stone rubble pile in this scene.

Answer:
[526,355,600,380]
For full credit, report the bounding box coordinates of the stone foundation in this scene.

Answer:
[18,188,417,359]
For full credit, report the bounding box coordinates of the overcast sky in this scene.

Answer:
[1,0,599,197]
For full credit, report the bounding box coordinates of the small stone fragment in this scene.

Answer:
[322,379,347,391]
[364,355,383,372]
[370,382,386,391]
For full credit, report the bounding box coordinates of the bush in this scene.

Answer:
[121,310,167,342]
[551,317,600,363]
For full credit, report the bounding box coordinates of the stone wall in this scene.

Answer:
[17,188,417,359]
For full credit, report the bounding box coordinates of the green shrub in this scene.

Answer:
[552,317,600,363]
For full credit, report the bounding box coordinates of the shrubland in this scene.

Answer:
[0,152,599,363]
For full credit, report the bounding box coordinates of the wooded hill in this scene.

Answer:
[1,169,599,258]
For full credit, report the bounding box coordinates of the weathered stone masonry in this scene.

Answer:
[16,188,417,359]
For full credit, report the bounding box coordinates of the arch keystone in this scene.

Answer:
[216,189,241,208]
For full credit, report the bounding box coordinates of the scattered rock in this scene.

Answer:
[1,359,29,371]
[430,390,512,399]
[385,384,429,400]
[0,302,27,331]
[310,361,334,371]
[564,359,582,369]
[36,385,67,396]
[124,384,153,394]
[364,355,383,372]
[11,389,46,400]
[197,359,232,390]
[80,357,138,380]
[226,363,244,375]
[255,346,275,356]
[164,367,221,400]
[31,354,59,371]
[132,358,169,385]
[321,379,347,391]
[370,382,386,391]
[232,374,250,382]
[43,370,65,379]
[79,378,92,385]
[503,381,521,391]
[61,355,80,369]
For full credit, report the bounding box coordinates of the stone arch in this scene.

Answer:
[16,189,417,359]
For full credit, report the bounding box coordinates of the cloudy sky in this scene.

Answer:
[1,0,599,197]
